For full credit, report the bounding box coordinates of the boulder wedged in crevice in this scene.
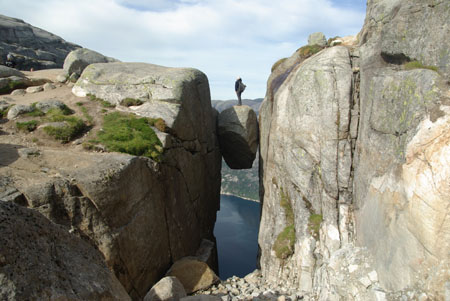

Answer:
[217,105,258,169]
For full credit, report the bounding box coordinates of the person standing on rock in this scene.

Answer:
[235,77,246,106]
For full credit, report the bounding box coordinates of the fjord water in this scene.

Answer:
[214,194,261,279]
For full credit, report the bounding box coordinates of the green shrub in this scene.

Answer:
[273,188,296,260]
[16,120,38,132]
[296,45,323,58]
[97,112,163,161]
[0,106,11,118]
[76,102,84,107]
[327,36,340,46]
[271,57,288,73]
[404,60,439,72]
[121,98,143,107]
[308,214,323,239]
[43,109,86,143]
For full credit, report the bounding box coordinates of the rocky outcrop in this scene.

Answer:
[258,0,449,299]
[0,14,79,70]
[1,63,221,299]
[63,48,119,78]
[218,105,258,169]
[307,32,327,47]
[259,45,354,293]
[0,201,130,300]
[354,0,450,296]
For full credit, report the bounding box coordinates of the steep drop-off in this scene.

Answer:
[258,0,449,299]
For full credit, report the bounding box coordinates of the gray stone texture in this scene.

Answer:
[354,0,450,296]
[308,32,327,47]
[0,201,130,300]
[0,65,24,78]
[258,45,353,292]
[63,48,118,77]
[144,276,186,301]
[218,105,258,169]
[2,62,221,299]
[0,14,79,70]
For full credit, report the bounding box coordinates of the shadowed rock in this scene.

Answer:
[218,105,258,169]
[0,201,130,300]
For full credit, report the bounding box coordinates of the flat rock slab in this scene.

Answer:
[218,105,258,169]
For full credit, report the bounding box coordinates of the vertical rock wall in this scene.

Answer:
[258,0,449,298]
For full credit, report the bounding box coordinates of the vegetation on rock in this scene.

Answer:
[43,109,87,143]
[404,60,439,72]
[296,45,323,58]
[120,98,143,107]
[271,57,288,73]
[87,93,116,108]
[0,80,26,95]
[16,120,38,132]
[273,188,296,260]
[308,214,323,239]
[97,112,163,161]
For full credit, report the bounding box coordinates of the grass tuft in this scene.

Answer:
[121,98,143,107]
[43,109,86,143]
[296,45,323,58]
[273,188,296,260]
[0,80,26,95]
[271,57,288,73]
[87,93,116,108]
[97,112,163,161]
[404,60,439,72]
[16,120,38,132]
[308,214,323,239]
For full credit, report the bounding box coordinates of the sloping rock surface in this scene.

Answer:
[218,105,258,169]
[0,14,79,70]
[0,201,130,300]
[144,276,186,301]
[63,48,119,77]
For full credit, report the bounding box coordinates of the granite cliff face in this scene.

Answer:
[0,14,79,70]
[0,62,221,300]
[258,0,449,299]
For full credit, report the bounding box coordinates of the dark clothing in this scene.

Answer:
[235,79,242,92]
[235,78,244,105]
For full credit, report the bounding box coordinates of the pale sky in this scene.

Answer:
[1,0,366,100]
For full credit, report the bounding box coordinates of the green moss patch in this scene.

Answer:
[97,112,163,161]
[0,80,26,95]
[43,109,87,143]
[296,45,323,58]
[16,120,38,132]
[273,188,296,260]
[87,93,116,108]
[404,60,439,72]
[120,98,143,107]
[23,103,45,117]
[308,214,323,239]
[271,57,288,73]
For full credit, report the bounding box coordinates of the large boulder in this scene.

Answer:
[166,258,220,294]
[217,105,258,169]
[308,32,327,47]
[1,61,221,299]
[0,14,79,70]
[0,201,130,300]
[63,48,119,77]
[144,276,186,301]
[0,65,24,78]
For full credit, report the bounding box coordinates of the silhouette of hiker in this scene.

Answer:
[235,77,246,106]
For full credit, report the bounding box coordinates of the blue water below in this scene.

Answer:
[214,194,261,279]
